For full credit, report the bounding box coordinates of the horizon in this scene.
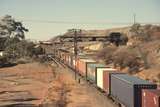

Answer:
[0,0,160,40]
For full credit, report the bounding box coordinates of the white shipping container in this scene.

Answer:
[73,59,76,67]
[0,51,3,56]
[68,56,71,64]
[96,68,116,89]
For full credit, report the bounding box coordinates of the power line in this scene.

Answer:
[17,18,160,25]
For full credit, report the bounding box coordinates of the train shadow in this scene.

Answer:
[0,104,37,107]
[0,62,17,68]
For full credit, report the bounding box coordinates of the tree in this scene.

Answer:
[136,45,150,69]
[0,15,29,64]
[0,15,28,50]
[113,47,141,73]
[0,15,28,39]
[130,23,151,42]
[97,45,117,64]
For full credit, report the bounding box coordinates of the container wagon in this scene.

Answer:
[142,89,160,107]
[110,74,157,107]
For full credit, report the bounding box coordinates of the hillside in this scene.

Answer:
[50,24,160,84]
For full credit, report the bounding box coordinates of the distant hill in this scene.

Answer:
[50,26,131,43]
[50,25,160,45]
[63,27,130,37]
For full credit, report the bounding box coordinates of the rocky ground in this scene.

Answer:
[0,62,117,107]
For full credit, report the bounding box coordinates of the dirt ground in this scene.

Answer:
[42,65,117,107]
[0,62,54,106]
[0,62,117,107]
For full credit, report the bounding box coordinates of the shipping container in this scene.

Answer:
[58,50,61,59]
[60,53,63,61]
[103,71,124,95]
[59,51,62,59]
[72,57,76,68]
[96,68,117,90]
[65,54,68,63]
[64,54,67,63]
[111,74,157,107]
[61,52,65,62]
[63,53,66,63]
[76,58,96,76]
[71,57,87,69]
[65,53,70,64]
[142,89,160,107]
[86,63,106,83]
[68,54,73,67]
[78,56,88,59]
[63,53,69,64]
[74,57,81,73]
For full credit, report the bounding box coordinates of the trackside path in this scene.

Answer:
[41,64,117,107]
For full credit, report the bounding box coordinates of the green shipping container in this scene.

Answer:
[86,63,106,83]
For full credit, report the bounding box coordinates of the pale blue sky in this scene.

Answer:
[0,0,160,40]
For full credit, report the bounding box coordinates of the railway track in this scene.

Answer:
[49,56,119,106]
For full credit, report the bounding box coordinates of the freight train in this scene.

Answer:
[55,49,160,107]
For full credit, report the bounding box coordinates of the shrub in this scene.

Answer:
[4,38,39,61]
[113,47,141,73]
[136,46,150,69]
[97,45,117,64]
[130,23,152,42]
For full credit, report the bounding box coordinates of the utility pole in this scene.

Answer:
[74,30,78,80]
[69,29,81,80]
[133,13,136,24]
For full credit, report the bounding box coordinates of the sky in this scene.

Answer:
[0,0,160,40]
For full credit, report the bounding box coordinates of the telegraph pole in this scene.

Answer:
[133,13,136,24]
[74,30,78,80]
[69,29,81,80]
